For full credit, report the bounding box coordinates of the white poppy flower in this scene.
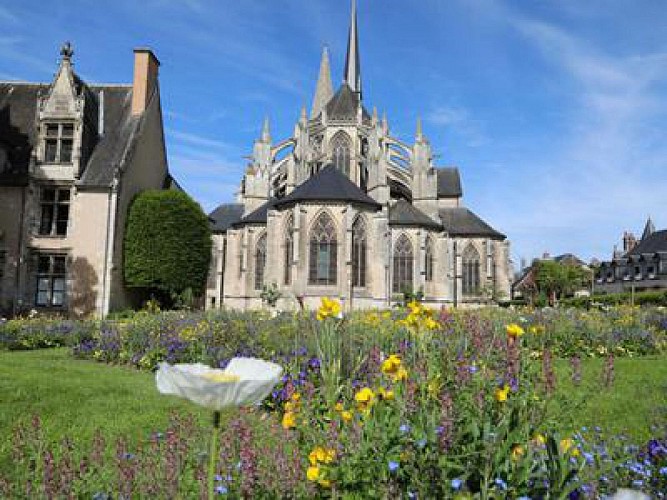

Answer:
[156,358,282,410]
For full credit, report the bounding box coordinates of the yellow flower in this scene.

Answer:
[291,392,301,402]
[307,466,321,481]
[378,387,395,401]
[495,384,510,402]
[341,410,353,423]
[309,446,336,466]
[334,402,344,412]
[531,433,546,447]
[560,438,580,457]
[407,299,422,314]
[318,479,331,488]
[511,444,525,461]
[381,354,402,375]
[506,323,525,338]
[355,387,375,404]
[423,317,439,330]
[316,297,342,321]
[282,411,296,429]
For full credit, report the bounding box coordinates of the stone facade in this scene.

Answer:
[0,44,171,317]
[206,3,511,311]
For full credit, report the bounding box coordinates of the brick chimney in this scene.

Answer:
[131,48,160,116]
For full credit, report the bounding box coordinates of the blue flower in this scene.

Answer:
[214,474,223,482]
[215,485,228,495]
[407,492,417,499]
[494,478,507,490]
[518,497,531,500]
[388,461,399,472]
[660,466,667,476]
[417,438,427,449]
[451,478,463,490]
[399,424,411,434]
[631,479,643,488]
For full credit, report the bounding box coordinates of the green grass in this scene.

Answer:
[0,348,210,473]
[1,349,665,476]
[552,355,667,441]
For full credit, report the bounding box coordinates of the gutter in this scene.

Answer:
[101,172,119,317]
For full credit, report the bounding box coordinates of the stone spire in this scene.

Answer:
[311,46,334,118]
[261,116,271,143]
[60,41,74,61]
[641,216,656,240]
[343,0,362,98]
[415,116,423,142]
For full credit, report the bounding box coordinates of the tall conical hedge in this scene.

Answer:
[124,190,211,297]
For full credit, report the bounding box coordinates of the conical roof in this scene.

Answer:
[274,164,380,209]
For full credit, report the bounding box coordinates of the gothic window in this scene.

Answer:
[462,244,481,296]
[39,187,70,236]
[36,254,66,307]
[254,233,267,291]
[284,215,294,285]
[352,216,367,288]
[309,212,337,286]
[331,132,351,175]
[43,123,74,163]
[392,234,414,293]
[425,236,435,282]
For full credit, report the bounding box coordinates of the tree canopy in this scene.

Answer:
[534,260,591,305]
[124,190,212,303]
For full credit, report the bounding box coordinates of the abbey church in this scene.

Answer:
[206,2,512,310]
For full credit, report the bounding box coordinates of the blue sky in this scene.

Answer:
[1,0,666,267]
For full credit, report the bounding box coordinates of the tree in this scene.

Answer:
[534,260,590,306]
[124,190,212,306]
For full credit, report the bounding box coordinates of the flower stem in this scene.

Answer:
[208,411,221,499]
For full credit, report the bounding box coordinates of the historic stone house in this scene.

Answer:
[206,2,512,311]
[0,44,172,317]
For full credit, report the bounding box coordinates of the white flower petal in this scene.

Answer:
[156,358,282,410]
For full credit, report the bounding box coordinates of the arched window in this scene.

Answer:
[352,216,367,288]
[254,233,267,291]
[283,215,294,285]
[309,212,337,285]
[425,236,435,282]
[392,234,414,293]
[462,244,481,296]
[331,132,351,175]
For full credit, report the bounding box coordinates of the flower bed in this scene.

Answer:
[1,303,666,497]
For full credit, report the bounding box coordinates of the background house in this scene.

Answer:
[0,43,172,317]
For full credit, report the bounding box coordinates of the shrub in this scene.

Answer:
[124,190,211,305]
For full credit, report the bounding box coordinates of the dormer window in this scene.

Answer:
[44,123,74,163]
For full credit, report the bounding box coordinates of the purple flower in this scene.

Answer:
[399,424,411,434]
[215,485,228,495]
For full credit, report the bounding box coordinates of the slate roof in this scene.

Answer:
[438,207,505,239]
[436,167,462,198]
[627,230,667,256]
[209,203,244,232]
[325,84,371,122]
[274,164,381,209]
[233,198,278,227]
[389,199,442,229]
[0,80,147,188]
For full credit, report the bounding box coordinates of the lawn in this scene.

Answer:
[0,348,212,474]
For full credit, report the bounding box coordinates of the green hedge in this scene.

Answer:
[561,290,667,308]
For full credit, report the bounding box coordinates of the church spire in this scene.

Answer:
[261,116,271,143]
[343,0,362,99]
[311,46,334,118]
[641,216,656,240]
[415,116,423,142]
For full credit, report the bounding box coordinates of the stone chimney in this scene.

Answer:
[131,48,160,116]
[622,231,637,253]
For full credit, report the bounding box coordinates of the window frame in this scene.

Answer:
[254,233,267,291]
[425,236,435,282]
[35,253,67,308]
[462,244,481,296]
[351,216,367,288]
[308,212,338,286]
[42,122,74,164]
[283,215,294,286]
[38,186,70,237]
[392,234,414,294]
